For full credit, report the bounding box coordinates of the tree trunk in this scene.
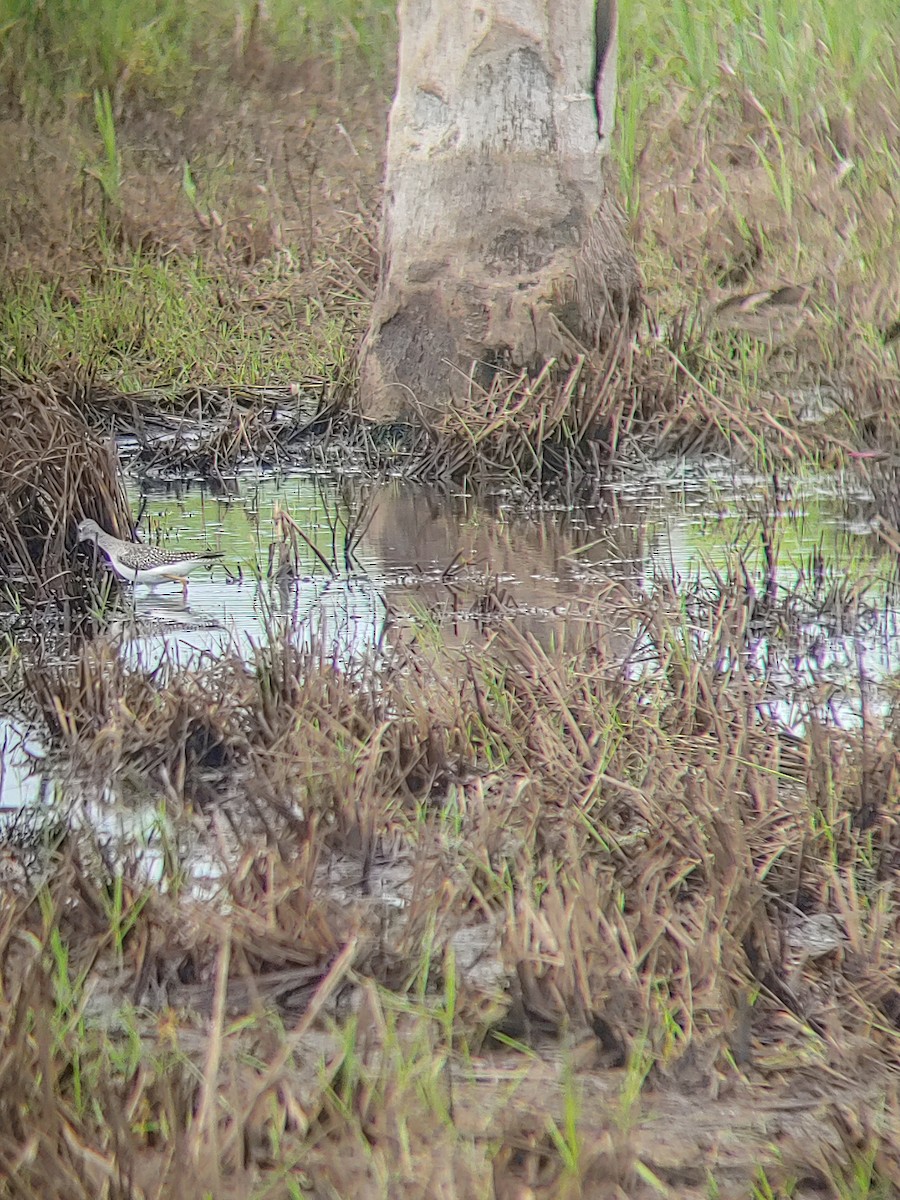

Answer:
[359,0,640,422]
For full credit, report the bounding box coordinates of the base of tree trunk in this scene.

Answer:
[359,2,641,423]
[361,195,641,423]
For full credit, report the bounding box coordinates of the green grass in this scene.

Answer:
[618,0,898,121]
[0,252,341,391]
[6,0,892,124]
[0,0,397,115]
[616,0,900,335]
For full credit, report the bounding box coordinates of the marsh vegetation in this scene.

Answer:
[1,1,900,1197]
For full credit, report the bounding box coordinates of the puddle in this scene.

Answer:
[2,459,898,852]
[0,722,51,818]
[124,462,891,662]
[130,463,877,598]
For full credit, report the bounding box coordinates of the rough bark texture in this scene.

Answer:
[360,0,641,421]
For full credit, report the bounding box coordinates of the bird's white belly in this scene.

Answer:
[112,558,211,584]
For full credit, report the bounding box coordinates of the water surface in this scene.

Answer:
[2,460,896,824]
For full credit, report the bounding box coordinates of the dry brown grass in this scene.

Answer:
[635,70,899,348]
[3,577,900,1196]
[626,56,900,467]
[0,374,132,605]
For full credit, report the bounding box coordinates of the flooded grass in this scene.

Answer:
[4,565,900,1196]
[3,404,900,1192]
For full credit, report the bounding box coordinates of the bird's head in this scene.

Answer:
[77,519,103,543]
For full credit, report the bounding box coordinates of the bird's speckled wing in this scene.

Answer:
[113,543,222,571]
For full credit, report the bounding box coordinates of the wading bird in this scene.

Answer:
[77,518,223,596]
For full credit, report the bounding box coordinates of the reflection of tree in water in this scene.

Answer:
[364,484,645,652]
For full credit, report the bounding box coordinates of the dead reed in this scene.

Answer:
[0,373,132,606]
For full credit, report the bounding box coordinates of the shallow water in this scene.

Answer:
[1,459,897,822]
[125,461,885,645]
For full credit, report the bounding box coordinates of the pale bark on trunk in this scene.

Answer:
[359,0,640,422]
